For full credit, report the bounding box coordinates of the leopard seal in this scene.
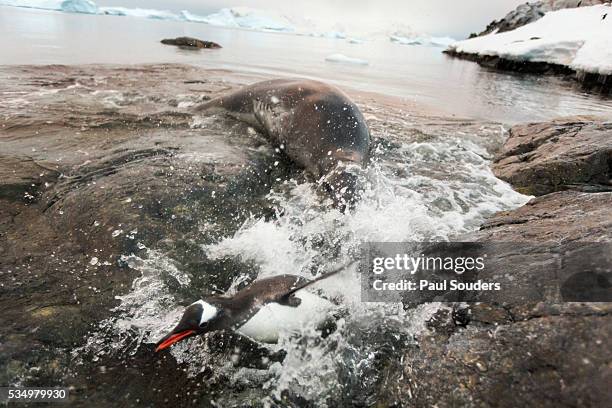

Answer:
[194,78,371,211]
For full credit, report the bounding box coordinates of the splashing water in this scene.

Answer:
[78,105,530,404]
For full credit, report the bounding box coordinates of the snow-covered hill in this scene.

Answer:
[448,5,611,75]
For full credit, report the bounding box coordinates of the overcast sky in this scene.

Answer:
[96,0,527,38]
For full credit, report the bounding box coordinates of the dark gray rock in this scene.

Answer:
[492,118,612,196]
[390,190,612,407]
[161,36,222,49]
[0,64,289,405]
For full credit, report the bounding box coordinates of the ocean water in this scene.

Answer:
[1,6,611,124]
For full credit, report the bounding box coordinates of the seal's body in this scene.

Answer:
[195,79,371,210]
[155,264,350,351]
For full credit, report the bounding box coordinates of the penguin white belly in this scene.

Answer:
[236,291,334,343]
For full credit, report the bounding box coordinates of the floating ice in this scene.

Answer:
[325,53,369,65]
[347,37,365,44]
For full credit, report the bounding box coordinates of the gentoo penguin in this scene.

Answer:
[193,79,371,212]
[155,263,351,351]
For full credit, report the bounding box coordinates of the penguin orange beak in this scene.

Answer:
[155,329,195,352]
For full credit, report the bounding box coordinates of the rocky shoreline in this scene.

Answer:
[1,63,610,406]
[391,116,612,406]
[443,49,611,92]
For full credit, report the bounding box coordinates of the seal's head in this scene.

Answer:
[155,300,221,352]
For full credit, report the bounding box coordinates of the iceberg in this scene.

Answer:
[0,0,59,10]
[0,0,97,14]
[178,10,209,24]
[390,35,422,46]
[325,54,369,65]
[61,0,96,14]
[194,7,295,32]
[447,5,612,75]
[99,7,180,21]
[391,34,455,47]
[322,31,347,39]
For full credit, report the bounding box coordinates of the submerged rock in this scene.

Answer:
[161,37,222,49]
[492,117,612,195]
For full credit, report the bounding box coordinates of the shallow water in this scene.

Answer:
[1,6,611,124]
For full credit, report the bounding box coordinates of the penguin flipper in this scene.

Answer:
[282,261,357,299]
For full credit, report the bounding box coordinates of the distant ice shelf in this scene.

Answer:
[1,0,455,49]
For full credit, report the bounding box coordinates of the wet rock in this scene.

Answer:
[472,189,612,241]
[391,190,612,406]
[393,313,612,407]
[161,37,222,49]
[0,64,285,402]
[392,112,612,405]
[492,118,612,196]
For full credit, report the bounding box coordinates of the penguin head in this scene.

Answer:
[155,300,221,352]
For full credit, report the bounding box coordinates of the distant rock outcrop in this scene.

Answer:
[161,37,222,49]
[472,0,608,37]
